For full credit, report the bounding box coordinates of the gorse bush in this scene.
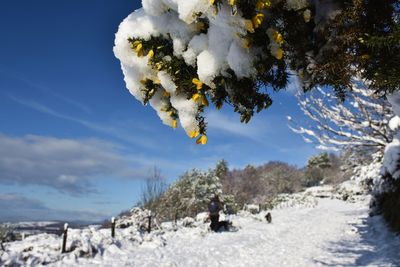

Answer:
[114,0,399,144]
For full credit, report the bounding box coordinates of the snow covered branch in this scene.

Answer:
[288,78,394,153]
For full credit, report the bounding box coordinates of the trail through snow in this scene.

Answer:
[1,198,399,266]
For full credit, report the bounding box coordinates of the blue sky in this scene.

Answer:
[0,0,317,222]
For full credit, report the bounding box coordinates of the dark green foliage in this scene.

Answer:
[311,0,400,96]
[375,177,400,232]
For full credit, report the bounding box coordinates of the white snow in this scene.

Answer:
[381,132,400,180]
[2,189,399,266]
[389,116,400,131]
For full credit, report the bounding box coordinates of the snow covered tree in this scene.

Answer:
[114,0,399,144]
[304,152,334,186]
[288,79,394,153]
[214,159,229,179]
[307,153,331,169]
[153,164,235,221]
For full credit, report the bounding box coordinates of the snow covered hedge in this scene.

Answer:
[114,0,399,143]
[372,92,400,232]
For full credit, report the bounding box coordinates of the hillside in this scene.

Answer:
[1,187,399,266]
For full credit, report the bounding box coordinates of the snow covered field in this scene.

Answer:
[1,195,399,266]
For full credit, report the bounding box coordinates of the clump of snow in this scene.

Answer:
[380,132,400,180]
[389,116,400,131]
[227,42,255,79]
[182,34,208,66]
[195,212,209,223]
[116,207,152,231]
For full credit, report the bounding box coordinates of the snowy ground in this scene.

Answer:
[1,196,399,266]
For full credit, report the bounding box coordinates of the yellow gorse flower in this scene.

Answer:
[196,135,207,145]
[192,93,200,102]
[256,1,264,9]
[147,49,154,59]
[228,0,235,6]
[209,0,215,4]
[192,78,203,90]
[133,42,143,57]
[171,119,177,129]
[192,93,209,106]
[188,130,200,139]
[132,40,141,48]
[252,13,264,29]
[155,62,163,70]
[273,31,284,45]
[274,48,284,60]
[256,0,271,9]
[361,54,370,60]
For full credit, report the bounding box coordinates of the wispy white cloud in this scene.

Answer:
[0,134,142,195]
[0,193,109,222]
[8,95,159,149]
[206,110,269,141]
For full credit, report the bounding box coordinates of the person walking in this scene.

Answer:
[208,195,222,231]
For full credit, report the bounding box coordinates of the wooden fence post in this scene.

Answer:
[61,223,68,253]
[111,217,115,238]
[147,211,152,233]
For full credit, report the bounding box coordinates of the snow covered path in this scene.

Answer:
[2,198,400,266]
[102,198,398,267]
